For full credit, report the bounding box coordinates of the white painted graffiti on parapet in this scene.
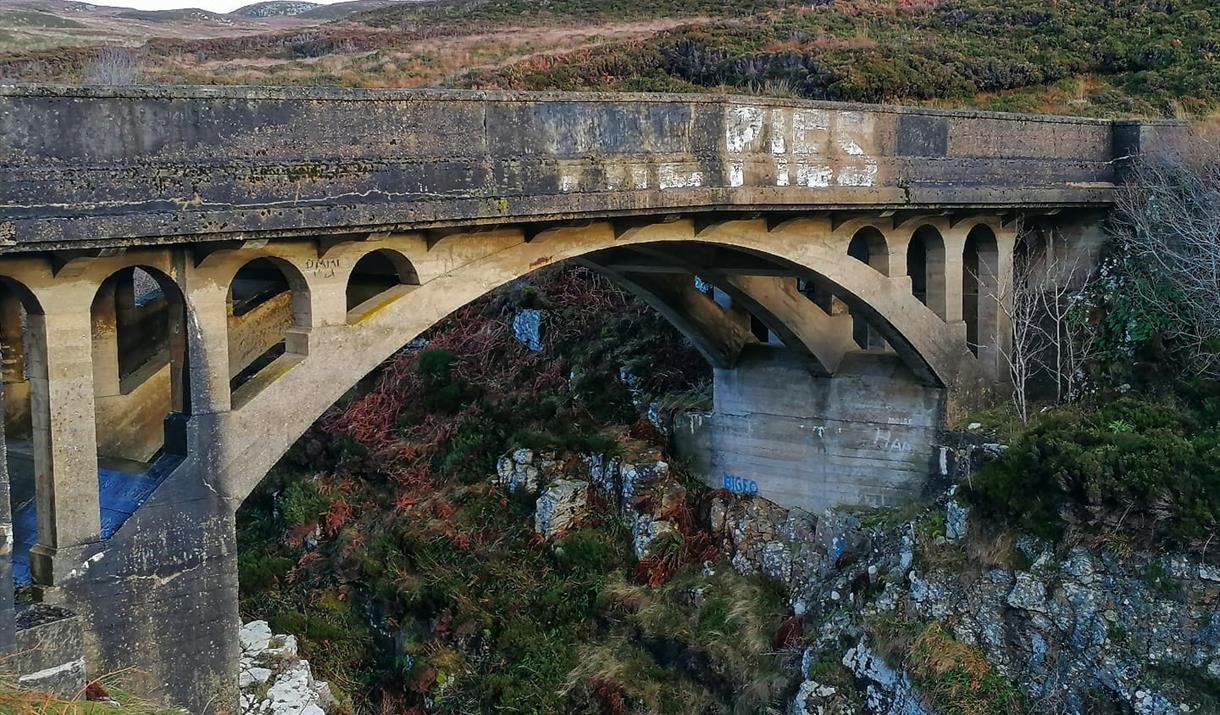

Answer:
[723,473,759,496]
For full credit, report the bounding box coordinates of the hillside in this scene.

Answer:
[0,0,386,53]
[0,0,1217,119]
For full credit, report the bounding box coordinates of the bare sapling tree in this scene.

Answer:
[85,47,142,86]
[1029,226,1098,405]
[990,224,1041,423]
[1113,140,1220,377]
[985,222,1098,422]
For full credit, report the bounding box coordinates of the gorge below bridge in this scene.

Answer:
[0,85,1188,711]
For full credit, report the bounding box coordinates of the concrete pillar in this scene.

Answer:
[29,291,102,585]
[991,230,1019,381]
[185,283,232,416]
[922,232,949,321]
[942,229,968,324]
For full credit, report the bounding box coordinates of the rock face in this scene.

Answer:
[535,479,588,539]
[239,621,338,715]
[711,445,1220,715]
[495,448,547,495]
[511,309,544,352]
[631,514,679,559]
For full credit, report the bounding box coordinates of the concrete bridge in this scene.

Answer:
[0,85,1186,709]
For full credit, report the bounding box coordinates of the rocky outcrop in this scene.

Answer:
[239,621,339,715]
[498,443,674,539]
[535,479,588,539]
[495,448,548,495]
[708,471,1220,715]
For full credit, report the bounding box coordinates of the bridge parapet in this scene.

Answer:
[0,86,1161,251]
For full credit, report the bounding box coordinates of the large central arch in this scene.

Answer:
[188,217,982,504]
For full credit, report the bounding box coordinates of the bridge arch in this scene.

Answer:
[89,265,189,464]
[847,226,892,349]
[906,224,948,319]
[224,256,311,406]
[345,248,420,323]
[192,217,979,503]
[963,224,1001,361]
[0,276,50,585]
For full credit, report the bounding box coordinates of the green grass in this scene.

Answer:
[907,623,1027,714]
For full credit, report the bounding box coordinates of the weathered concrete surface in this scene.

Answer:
[44,460,240,712]
[674,346,945,513]
[1,605,87,695]
[0,86,1162,252]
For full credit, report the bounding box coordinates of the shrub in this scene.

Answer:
[280,479,332,527]
[963,396,1220,549]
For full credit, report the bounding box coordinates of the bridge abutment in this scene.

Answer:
[675,345,946,513]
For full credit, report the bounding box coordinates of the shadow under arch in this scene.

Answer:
[346,248,420,323]
[906,225,947,319]
[90,265,191,464]
[0,276,49,587]
[962,224,1000,360]
[847,226,892,349]
[227,256,312,408]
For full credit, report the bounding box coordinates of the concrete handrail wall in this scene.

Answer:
[0,85,1158,251]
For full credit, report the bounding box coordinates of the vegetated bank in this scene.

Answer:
[3,0,1219,119]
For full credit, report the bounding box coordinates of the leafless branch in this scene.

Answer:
[1113,140,1220,377]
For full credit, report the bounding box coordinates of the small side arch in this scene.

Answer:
[346,248,420,323]
[0,276,47,587]
[906,225,947,319]
[962,224,1000,360]
[848,226,891,349]
[90,265,190,463]
[227,257,311,407]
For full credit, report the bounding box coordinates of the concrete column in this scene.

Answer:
[942,230,968,324]
[991,230,1019,382]
[923,237,949,321]
[185,283,232,416]
[884,227,910,276]
[301,261,347,327]
[29,289,102,585]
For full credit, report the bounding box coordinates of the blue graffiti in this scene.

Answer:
[723,474,759,495]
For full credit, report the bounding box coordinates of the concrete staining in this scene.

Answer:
[0,86,1191,711]
[0,86,1176,252]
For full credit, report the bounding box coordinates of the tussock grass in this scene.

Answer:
[0,678,179,715]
